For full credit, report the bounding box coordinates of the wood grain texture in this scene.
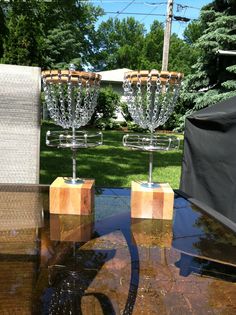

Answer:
[124,70,183,85]
[50,177,94,215]
[42,69,101,85]
[131,181,174,220]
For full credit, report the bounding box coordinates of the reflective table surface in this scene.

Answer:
[0,184,235,315]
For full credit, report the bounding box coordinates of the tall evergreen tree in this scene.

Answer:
[168,34,199,75]
[43,23,83,69]
[183,0,236,111]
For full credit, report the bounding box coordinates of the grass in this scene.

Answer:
[40,122,183,189]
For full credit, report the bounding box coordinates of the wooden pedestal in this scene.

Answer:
[50,177,94,215]
[131,181,174,220]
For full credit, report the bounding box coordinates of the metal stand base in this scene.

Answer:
[141,182,160,189]
[63,177,84,185]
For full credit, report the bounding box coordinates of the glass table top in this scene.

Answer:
[0,184,235,315]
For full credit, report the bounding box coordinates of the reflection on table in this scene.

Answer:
[0,185,235,314]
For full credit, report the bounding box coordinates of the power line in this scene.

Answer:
[104,11,194,20]
[140,1,166,22]
[140,2,166,23]
[115,0,136,18]
[140,5,160,22]
[79,1,167,3]
[79,0,202,15]
[175,5,187,38]
[105,11,166,16]
[176,3,200,10]
[79,0,201,9]
[144,1,167,5]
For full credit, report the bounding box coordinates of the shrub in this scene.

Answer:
[127,121,147,132]
[91,86,120,124]
[120,101,132,121]
[95,118,120,130]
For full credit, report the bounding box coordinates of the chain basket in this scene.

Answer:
[42,68,101,129]
[42,66,102,184]
[123,70,183,188]
[123,70,183,132]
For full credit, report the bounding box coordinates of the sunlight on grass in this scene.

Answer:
[40,123,183,189]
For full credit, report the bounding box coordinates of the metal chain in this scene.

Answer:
[146,72,152,129]
[123,71,182,131]
[158,73,171,126]
[49,80,60,125]
[67,71,73,127]
[152,71,162,127]
[58,72,67,127]
[75,78,83,125]
[43,71,100,129]
[137,73,146,128]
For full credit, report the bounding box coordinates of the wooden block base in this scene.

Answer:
[131,181,174,220]
[50,177,94,215]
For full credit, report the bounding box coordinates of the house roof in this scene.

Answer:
[97,68,132,83]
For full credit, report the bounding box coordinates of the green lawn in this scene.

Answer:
[40,123,183,189]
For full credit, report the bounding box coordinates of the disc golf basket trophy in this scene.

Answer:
[123,70,183,220]
[42,66,102,215]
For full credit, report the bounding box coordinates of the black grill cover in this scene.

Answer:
[180,95,236,230]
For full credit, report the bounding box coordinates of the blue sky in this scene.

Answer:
[87,0,213,38]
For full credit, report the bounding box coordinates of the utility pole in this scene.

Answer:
[162,0,174,71]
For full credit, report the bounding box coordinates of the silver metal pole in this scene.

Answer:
[148,132,154,187]
[72,126,77,181]
[72,150,77,181]
[148,151,153,187]
[70,64,77,182]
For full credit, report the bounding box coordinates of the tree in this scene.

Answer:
[0,6,7,59]
[92,86,120,121]
[43,24,82,69]
[183,20,203,44]
[183,0,236,112]
[140,20,199,75]
[139,20,164,70]
[0,0,102,68]
[41,0,102,69]
[94,17,146,70]
[168,34,199,75]
[95,17,198,75]
[2,0,43,66]
[90,87,121,130]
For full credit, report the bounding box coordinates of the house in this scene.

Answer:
[97,68,132,121]
[97,68,132,96]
